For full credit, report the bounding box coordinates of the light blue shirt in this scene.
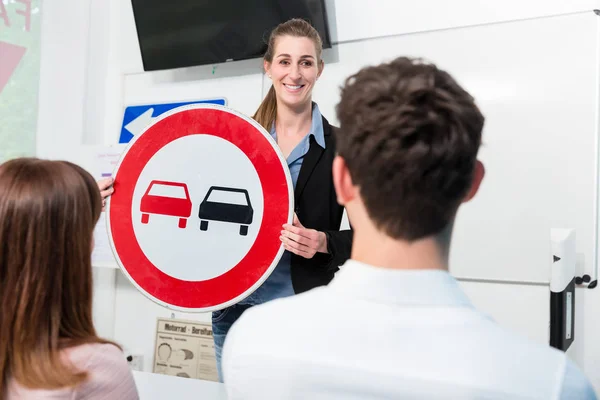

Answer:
[240,104,325,305]
[225,260,597,399]
[561,358,597,399]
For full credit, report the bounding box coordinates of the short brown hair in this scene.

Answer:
[335,57,484,240]
[0,158,116,392]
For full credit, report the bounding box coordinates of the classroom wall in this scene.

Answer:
[37,0,600,390]
[36,0,91,161]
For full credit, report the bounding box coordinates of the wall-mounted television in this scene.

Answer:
[130,0,332,71]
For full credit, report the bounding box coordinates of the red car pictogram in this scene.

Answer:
[140,180,192,228]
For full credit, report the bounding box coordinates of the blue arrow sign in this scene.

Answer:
[118,98,227,144]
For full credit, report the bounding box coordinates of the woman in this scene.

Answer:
[0,158,138,399]
[97,18,352,381]
[211,18,352,380]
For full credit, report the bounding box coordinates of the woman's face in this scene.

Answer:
[265,35,323,111]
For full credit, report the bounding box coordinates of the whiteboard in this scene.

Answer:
[326,0,599,44]
[313,12,599,283]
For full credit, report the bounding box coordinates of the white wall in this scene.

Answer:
[37,0,600,392]
[37,0,92,161]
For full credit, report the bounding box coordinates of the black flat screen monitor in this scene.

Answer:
[131,0,332,71]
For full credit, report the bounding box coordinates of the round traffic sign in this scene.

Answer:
[107,104,293,312]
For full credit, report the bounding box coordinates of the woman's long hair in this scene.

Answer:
[0,158,115,394]
[253,18,324,130]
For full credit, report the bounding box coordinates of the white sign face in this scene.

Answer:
[132,134,264,282]
[107,104,293,312]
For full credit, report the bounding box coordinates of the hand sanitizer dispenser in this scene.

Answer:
[549,228,576,351]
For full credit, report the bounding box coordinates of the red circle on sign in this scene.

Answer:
[107,105,292,311]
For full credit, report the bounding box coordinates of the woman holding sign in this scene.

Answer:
[99,18,352,381]
[210,18,352,380]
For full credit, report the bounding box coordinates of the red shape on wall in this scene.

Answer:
[0,41,26,94]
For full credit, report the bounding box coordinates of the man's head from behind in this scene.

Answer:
[334,57,485,248]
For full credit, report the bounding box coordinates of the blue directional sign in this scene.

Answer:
[118,98,227,144]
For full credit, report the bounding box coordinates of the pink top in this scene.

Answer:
[6,343,139,400]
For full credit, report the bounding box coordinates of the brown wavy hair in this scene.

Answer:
[335,57,484,240]
[253,18,324,130]
[0,158,117,394]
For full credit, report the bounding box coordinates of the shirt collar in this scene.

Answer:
[330,259,474,308]
[310,103,326,149]
[269,103,326,149]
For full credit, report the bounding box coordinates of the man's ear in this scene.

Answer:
[463,160,485,203]
[333,155,357,206]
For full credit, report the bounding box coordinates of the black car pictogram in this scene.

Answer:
[198,186,253,236]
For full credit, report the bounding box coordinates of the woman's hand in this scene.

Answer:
[97,177,114,211]
[281,214,328,259]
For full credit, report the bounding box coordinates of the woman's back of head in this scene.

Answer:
[0,158,105,393]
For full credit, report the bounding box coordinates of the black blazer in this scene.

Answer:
[291,115,353,293]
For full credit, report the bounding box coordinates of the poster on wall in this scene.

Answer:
[0,0,41,163]
[153,317,219,382]
[88,144,127,267]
